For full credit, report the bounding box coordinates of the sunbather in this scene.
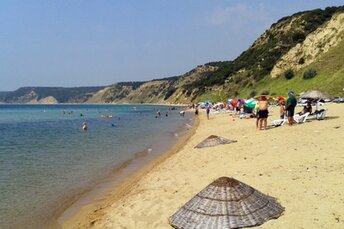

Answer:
[298,101,312,115]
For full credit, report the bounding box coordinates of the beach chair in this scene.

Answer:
[272,118,288,127]
[318,109,327,120]
[308,109,328,120]
[272,112,309,127]
[294,112,309,124]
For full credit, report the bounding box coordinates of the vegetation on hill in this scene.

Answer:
[238,36,344,98]
[2,6,344,104]
[182,6,344,101]
[1,86,105,103]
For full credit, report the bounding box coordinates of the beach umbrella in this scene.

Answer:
[300,90,331,100]
[169,177,284,229]
[231,98,245,106]
[205,100,211,105]
[195,135,237,148]
[230,98,238,106]
[275,96,286,101]
[244,99,257,108]
[301,90,332,111]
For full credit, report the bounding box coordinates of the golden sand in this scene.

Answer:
[61,103,344,229]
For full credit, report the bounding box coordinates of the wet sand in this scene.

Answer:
[61,103,344,228]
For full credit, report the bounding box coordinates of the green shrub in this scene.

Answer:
[303,68,317,79]
[249,91,257,98]
[261,90,270,95]
[284,69,294,80]
[292,31,306,43]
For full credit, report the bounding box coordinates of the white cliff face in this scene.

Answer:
[271,12,344,78]
[29,96,58,104]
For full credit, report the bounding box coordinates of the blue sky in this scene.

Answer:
[0,0,343,91]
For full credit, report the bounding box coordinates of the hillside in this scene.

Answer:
[2,6,344,104]
[87,6,344,104]
[0,86,105,104]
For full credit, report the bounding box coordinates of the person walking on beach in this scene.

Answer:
[195,107,199,116]
[206,105,210,120]
[254,95,271,130]
[285,90,297,126]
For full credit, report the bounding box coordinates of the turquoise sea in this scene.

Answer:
[0,104,192,229]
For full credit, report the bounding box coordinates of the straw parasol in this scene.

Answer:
[301,90,332,111]
[195,135,237,148]
[169,177,284,229]
[300,90,331,100]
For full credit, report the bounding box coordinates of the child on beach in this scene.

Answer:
[279,101,285,119]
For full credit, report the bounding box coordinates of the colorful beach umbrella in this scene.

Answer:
[231,98,245,106]
[275,96,286,101]
[244,99,257,108]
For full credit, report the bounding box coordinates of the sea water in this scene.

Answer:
[0,104,192,228]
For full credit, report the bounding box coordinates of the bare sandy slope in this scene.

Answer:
[62,103,344,229]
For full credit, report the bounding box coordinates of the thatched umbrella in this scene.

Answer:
[300,90,331,100]
[301,90,331,113]
[169,177,284,229]
[195,135,237,148]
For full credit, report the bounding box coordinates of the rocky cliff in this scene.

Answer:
[271,11,344,77]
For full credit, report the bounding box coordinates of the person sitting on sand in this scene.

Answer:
[298,101,312,115]
[254,95,271,130]
[235,99,244,115]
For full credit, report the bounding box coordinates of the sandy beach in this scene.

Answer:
[61,103,344,229]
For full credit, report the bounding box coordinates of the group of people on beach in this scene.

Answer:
[255,90,297,130]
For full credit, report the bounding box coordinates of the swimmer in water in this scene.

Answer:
[82,122,88,131]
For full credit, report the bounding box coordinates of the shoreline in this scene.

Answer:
[56,113,199,228]
[60,103,344,228]
[0,103,190,106]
